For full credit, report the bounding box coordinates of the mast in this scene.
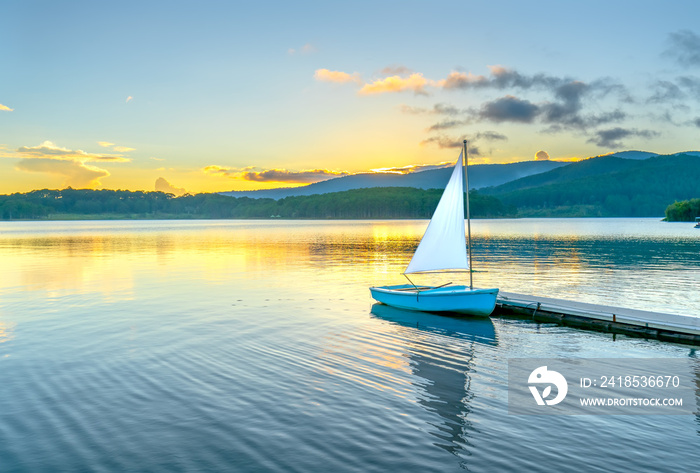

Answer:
[463,139,473,290]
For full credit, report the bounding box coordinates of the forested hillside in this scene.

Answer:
[0,187,515,220]
[482,153,700,217]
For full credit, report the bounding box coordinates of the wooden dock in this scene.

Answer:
[494,292,700,345]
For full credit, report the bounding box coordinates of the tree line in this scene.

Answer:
[664,198,700,221]
[0,187,516,220]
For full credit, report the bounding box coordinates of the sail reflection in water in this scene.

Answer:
[371,303,497,455]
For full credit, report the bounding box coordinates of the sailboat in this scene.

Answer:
[370,140,499,316]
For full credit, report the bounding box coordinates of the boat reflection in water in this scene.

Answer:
[370,303,497,456]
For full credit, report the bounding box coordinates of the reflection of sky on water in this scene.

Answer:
[0,219,698,472]
[0,218,697,316]
[371,304,497,457]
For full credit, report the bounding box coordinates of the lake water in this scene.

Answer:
[0,218,698,472]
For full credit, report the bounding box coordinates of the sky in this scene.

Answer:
[1,0,699,195]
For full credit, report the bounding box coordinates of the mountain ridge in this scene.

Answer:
[220,160,566,199]
[220,150,699,200]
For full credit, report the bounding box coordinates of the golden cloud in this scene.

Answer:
[3,141,133,188]
[15,158,110,188]
[359,73,436,95]
[314,69,361,84]
[15,141,131,162]
[98,141,115,148]
[0,103,13,112]
[202,164,236,177]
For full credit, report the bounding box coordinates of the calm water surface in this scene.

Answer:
[0,218,698,472]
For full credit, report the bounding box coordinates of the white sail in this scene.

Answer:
[404,152,469,274]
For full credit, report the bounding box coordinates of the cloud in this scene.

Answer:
[535,150,550,161]
[241,169,349,183]
[402,72,628,139]
[677,76,700,96]
[98,141,115,148]
[126,96,133,103]
[0,103,13,112]
[202,165,236,177]
[648,80,686,103]
[327,64,628,132]
[15,158,110,188]
[4,140,132,188]
[440,65,567,91]
[203,165,349,183]
[314,69,361,84]
[354,64,577,96]
[427,119,467,131]
[420,135,465,149]
[359,73,435,95]
[647,76,700,107]
[541,81,587,120]
[460,85,625,130]
[667,30,700,68]
[693,117,700,128]
[370,162,454,174]
[440,71,491,89]
[475,131,508,141]
[316,67,436,95]
[14,141,131,162]
[586,127,659,148]
[155,177,187,196]
[433,103,463,116]
[399,103,463,116]
[479,95,540,123]
[317,65,629,128]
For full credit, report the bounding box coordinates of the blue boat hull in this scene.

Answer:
[369,284,499,316]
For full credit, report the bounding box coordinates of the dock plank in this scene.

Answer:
[495,291,700,342]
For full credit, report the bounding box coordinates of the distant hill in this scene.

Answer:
[220,160,566,199]
[672,151,700,157]
[606,150,700,160]
[482,153,700,217]
[605,150,659,160]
